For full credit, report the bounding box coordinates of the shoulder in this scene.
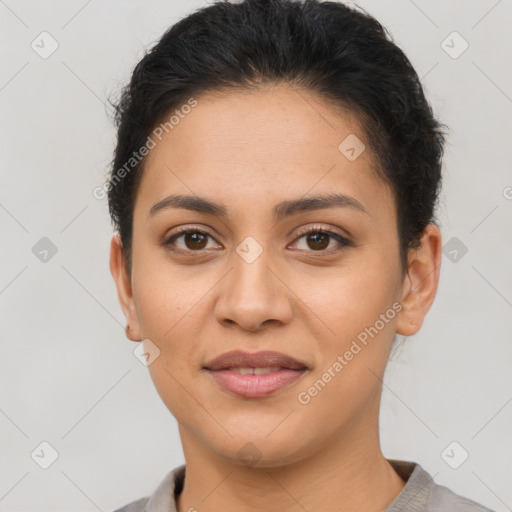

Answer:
[112,464,185,512]
[112,496,149,512]
[386,459,496,512]
[428,481,495,511]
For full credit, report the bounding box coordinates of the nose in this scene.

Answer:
[214,249,294,333]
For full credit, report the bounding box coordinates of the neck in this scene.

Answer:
[175,416,406,512]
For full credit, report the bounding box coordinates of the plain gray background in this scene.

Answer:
[1,0,511,510]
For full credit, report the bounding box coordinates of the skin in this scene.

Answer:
[110,84,442,512]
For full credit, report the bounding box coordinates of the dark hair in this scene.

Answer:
[107,0,446,275]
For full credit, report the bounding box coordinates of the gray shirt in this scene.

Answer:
[113,459,495,511]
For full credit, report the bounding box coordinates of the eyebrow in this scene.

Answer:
[148,192,369,222]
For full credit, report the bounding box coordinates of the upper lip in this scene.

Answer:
[203,350,308,371]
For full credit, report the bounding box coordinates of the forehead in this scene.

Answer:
[134,84,395,224]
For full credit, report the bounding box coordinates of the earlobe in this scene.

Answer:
[109,234,142,342]
[396,224,442,337]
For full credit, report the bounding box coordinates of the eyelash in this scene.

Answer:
[162,224,353,256]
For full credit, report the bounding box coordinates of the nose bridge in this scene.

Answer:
[233,240,274,298]
[215,235,293,330]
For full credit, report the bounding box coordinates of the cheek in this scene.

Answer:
[133,267,202,421]
[300,255,400,341]
[292,278,397,437]
[131,250,216,368]
[293,254,400,401]
[132,245,198,337]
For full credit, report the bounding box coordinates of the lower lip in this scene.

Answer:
[205,368,307,398]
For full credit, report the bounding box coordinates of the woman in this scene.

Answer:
[108,0,494,510]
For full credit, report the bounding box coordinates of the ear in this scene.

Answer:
[109,234,141,342]
[396,223,442,336]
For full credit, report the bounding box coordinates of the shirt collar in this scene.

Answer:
[384,459,434,511]
[144,460,430,512]
[145,464,185,512]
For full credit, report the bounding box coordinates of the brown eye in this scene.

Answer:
[181,232,208,250]
[305,232,330,250]
[163,229,219,253]
[291,228,352,253]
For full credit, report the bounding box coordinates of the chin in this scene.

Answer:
[205,428,310,470]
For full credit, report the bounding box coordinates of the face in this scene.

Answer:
[110,84,441,468]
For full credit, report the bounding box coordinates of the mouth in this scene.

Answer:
[203,350,309,398]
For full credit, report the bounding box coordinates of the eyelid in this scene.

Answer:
[164,222,351,239]
[292,223,352,241]
[164,224,217,240]
[164,223,349,241]
[162,222,353,254]
[162,224,221,250]
[288,224,353,254]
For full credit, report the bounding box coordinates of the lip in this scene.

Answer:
[203,350,309,398]
[203,350,308,371]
